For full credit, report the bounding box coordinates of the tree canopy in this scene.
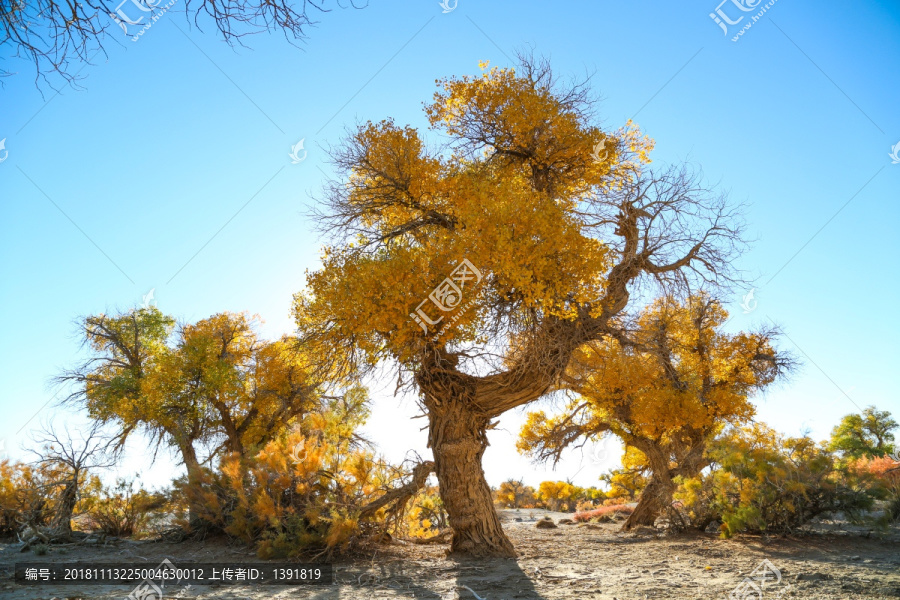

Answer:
[829,407,898,460]
[58,307,353,506]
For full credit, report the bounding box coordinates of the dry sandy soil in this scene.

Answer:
[1,509,898,600]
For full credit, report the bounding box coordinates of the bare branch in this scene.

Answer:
[2,0,365,87]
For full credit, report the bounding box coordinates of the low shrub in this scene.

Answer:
[851,456,900,523]
[573,504,634,523]
[602,496,629,507]
[80,479,169,537]
[0,460,72,539]
[179,416,430,559]
[675,424,875,537]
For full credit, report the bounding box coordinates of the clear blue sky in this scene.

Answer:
[1,0,898,488]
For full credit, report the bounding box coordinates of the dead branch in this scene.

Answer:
[358,461,434,520]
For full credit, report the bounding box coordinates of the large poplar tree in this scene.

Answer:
[295,56,747,556]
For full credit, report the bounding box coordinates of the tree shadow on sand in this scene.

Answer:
[450,558,546,600]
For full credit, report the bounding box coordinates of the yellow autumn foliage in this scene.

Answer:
[176,389,432,558]
[402,486,447,539]
[520,294,780,469]
[675,423,879,536]
[294,60,654,370]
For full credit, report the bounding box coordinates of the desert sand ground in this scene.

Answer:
[1,509,898,600]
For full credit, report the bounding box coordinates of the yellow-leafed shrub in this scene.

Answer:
[181,395,410,559]
[403,486,447,538]
[675,424,876,537]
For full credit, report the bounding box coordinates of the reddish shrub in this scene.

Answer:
[574,504,635,522]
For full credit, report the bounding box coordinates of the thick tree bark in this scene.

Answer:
[623,475,674,531]
[427,398,515,558]
[179,442,210,529]
[413,322,588,557]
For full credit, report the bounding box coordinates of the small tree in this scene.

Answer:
[495,479,537,508]
[536,481,583,512]
[23,423,113,543]
[829,407,897,460]
[59,307,351,524]
[518,295,790,530]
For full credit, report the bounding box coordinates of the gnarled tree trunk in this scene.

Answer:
[427,396,515,557]
[415,322,588,557]
[623,474,674,531]
[48,475,79,539]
